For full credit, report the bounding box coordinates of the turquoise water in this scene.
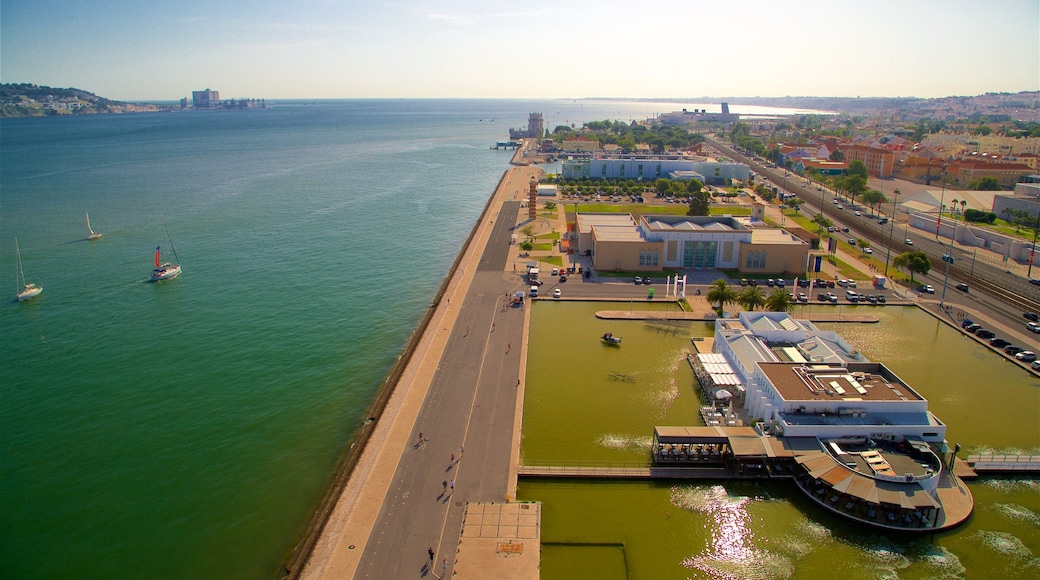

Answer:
[1,99,724,578]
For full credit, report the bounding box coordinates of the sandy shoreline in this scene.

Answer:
[287,150,542,578]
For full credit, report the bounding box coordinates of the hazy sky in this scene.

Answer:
[2,0,1037,101]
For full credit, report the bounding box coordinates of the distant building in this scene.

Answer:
[192,89,220,108]
[657,102,739,125]
[842,144,895,178]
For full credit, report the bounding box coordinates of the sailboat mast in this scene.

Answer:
[15,237,24,290]
[165,223,180,264]
[86,212,94,235]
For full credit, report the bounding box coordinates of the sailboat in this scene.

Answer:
[86,212,102,240]
[149,223,181,282]
[15,237,43,302]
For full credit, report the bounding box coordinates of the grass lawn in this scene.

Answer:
[535,231,561,240]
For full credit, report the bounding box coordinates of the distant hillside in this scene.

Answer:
[0,83,161,117]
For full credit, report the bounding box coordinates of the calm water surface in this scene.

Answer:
[1,99,700,578]
[520,303,1040,579]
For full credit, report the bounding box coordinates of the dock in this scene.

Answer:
[595,310,880,323]
[960,454,1040,478]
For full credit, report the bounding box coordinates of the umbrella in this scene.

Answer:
[714,389,733,400]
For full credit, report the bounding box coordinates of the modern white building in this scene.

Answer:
[562,157,750,185]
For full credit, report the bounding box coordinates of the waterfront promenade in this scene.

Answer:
[300,163,543,579]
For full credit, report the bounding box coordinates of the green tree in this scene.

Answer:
[841,174,867,205]
[686,191,711,216]
[893,251,931,283]
[812,213,833,233]
[765,288,794,313]
[846,160,869,180]
[520,225,535,241]
[737,285,766,312]
[686,179,704,195]
[829,149,845,162]
[706,279,737,317]
[857,238,870,252]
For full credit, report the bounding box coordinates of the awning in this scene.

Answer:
[715,389,733,400]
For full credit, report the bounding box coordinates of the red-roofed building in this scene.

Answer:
[947,160,1034,188]
[843,145,895,178]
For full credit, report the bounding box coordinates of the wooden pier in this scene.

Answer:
[961,454,1040,478]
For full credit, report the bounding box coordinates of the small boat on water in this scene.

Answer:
[149,223,181,282]
[601,332,622,345]
[14,237,43,302]
[86,212,102,240]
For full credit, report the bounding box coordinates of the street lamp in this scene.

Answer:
[884,188,900,277]
[939,217,959,307]
[934,170,948,239]
[1028,203,1040,280]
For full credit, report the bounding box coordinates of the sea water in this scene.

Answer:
[1,99,737,578]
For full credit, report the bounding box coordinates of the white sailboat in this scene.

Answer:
[86,212,102,240]
[149,223,181,282]
[15,237,43,302]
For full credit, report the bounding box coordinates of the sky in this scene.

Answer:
[2,0,1038,102]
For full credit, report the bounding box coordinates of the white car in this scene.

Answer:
[553,288,561,299]
[1027,322,1040,334]
[1015,351,1037,362]
[864,248,873,254]
[854,210,862,216]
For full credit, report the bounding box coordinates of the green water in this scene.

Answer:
[520,304,1040,578]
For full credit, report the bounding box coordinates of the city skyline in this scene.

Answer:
[2,0,1037,102]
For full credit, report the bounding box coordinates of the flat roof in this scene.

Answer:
[759,362,922,403]
[751,229,808,245]
[576,213,637,234]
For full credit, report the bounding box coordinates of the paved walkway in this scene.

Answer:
[300,162,543,579]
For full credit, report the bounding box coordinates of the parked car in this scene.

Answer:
[961,318,975,328]
[740,278,749,286]
[1031,278,1040,286]
[529,285,539,297]
[559,274,567,282]
[955,283,969,292]
[975,330,995,339]
[817,293,830,301]
[866,295,878,304]
[1015,351,1037,362]
[797,293,808,303]
[797,279,811,288]
[776,279,786,287]
[990,338,1010,348]
[1031,360,1040,371]
[551,268,559,276]
[864,248,873,254]
[642,277,652,285]
[1005,345,1025,355]
[877,295,887,303]
[553,288,561,299]
[905,239,914,246]
[1027,322,1040,334]
[965,323,982,333]
[634,276,643,285]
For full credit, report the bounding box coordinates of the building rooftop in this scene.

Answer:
[759,362,924,403]
[751,229,809,245]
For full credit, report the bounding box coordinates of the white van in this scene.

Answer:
[530,285,538,297]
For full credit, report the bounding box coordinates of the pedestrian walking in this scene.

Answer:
[450,480,455,491]
[459,445,464,456]
[428,547,435,561]
[517,379,521,388]
[443,480,448,491]
[507,343,512,353]
[450,453,455,464]
[492,322,496,332]
[442,558,448,576]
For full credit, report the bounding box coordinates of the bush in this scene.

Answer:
[964,209,996,223]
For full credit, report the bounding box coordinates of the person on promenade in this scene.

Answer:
[428,547,435,561]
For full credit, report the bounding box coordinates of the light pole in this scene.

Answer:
[884,188,900,277]
[1027,203,1040,279]
[934,170,948,239]
[940,217,959,307]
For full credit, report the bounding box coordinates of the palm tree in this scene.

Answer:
[960,199,967,217]
[737,285,766,312]
[951,199,959,217]
[765,288,794,313]
[706,279,737,317]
